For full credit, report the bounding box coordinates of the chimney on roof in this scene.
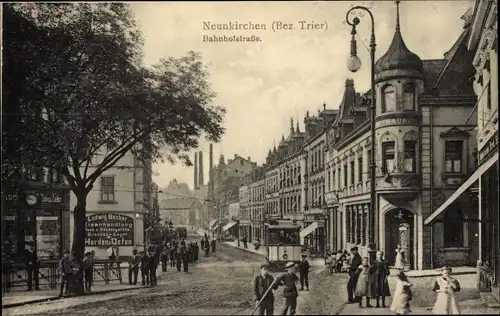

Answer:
[248,156,251,162]
[234,154,237,159]
[194,152,198,190]
[198,151,204,187]
[219,154,225,165]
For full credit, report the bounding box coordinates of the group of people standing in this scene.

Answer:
[200,233,217,256]
[253,254,311,316]
[342,246,462,315]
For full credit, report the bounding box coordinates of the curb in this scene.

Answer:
[3,267,166,310]
[2,285,151,309]
[221,242,268,259]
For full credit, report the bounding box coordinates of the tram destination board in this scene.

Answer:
[85,213,134,246]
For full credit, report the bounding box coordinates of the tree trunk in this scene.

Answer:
[71,190,88,295]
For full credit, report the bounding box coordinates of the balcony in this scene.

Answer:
[376,173,421,190]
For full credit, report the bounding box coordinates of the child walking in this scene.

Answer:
[390,271,413,315]
[355,257,373,307]
[431,266,461,314]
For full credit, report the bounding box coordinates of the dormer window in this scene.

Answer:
[382,84,396,113]
[403,82,416,111]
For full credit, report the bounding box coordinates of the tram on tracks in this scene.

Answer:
[265,221,302,270]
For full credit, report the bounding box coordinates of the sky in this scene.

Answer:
[129,0,474,189]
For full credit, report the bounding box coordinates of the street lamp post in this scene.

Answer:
[345,5,377,264]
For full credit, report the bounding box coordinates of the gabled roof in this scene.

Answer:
[430,27,475,96]
[160,198,201,210]
[440,127,470,138]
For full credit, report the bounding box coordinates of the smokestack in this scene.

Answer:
[194,152,198,190]
[198,151,204,186]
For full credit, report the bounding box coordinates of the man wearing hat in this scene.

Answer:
[82,251,94,292]
[253,263,279,315]
[299,254,310,291]
[24,242,40,291]
[128,249,141,285]
[277,262,300,315]
[58,249,75,297]
[347,247,362,303]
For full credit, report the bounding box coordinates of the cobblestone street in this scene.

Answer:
[4,238,267,316]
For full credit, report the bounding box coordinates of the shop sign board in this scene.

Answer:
[85,213,134,247]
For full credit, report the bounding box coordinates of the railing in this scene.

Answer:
[477,260,496,292]
[2,260,123,293]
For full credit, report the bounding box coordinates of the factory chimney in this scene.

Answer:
[198,151,204,186]
[194,152,198,190]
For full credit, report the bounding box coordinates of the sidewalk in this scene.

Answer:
[2,265,164,308]
[337,304,500,315]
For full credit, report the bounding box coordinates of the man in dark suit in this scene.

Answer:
[277,262,300,315]
[253,263,279,315]
[24,243,40,291]
[299,254,310,291]
[148,251,157,286]
[347,247,362,303]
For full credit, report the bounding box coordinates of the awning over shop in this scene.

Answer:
[209,219,218,228]
[222,221,238,232]
[299,221,318,245]
[424,152,498,225]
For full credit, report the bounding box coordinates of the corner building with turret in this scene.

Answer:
[325,3,479,270]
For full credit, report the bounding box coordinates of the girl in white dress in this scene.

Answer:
[432,266,461,314]
[394,244,404,270]
[390,271,413,315]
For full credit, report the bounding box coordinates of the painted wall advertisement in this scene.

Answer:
[85,213,134,247]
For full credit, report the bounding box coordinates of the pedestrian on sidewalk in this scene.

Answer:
[371,251,391,308]
[148,251,158,286]
[390,271,413,315]
[211,238,216,253]
[107,246,117,268]
[354,257,374,308]
[299,254,310,291]
[140,251,150,285]
[176,247,183,272]
[128,249,140,285]
[160,247,168,272]
[82,251,94,292]
[253,263,279,315]
[194,242,199,261]
[170,245,177,268]
[394,244,405,270]
[346,247,362,303]
[58,249,74,297]
[24,242,40,291]
[431,266,461,315]
[182,244,189,273]
[277,262,300,315]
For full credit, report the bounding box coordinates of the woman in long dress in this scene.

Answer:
[390,271,413,315]
[432,266,461,315]
[354,257,373,308]
[395,244,404,270]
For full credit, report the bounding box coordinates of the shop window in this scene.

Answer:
[382,142,396,174]
[100,176,116,202]
[358,157,363,182]
[444,141,463,173]
[404,141,417,173]
[382,85,396,113]
[443,209,464,248]
[403,82,416,111]
[36,213,61,260]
